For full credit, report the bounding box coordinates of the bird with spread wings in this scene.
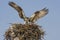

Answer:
[9,2,48,24]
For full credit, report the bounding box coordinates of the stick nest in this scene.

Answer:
[5,23,44,40]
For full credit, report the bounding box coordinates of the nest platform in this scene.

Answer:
[5,23,44,40]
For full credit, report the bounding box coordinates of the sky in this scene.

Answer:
[0,0,60,40]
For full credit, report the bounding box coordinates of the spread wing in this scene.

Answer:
[9,2,29,23]
[29,8,48,22]
[9,2,27,20]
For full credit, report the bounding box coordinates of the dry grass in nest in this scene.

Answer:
[5,23,44,40]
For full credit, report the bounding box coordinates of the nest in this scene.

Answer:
[5,23,44,40]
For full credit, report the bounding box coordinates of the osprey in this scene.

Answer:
[9,2,48,23]
[5,1,48,40]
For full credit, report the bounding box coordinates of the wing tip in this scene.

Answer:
[42,7,49,13]
[8,1,15,6]
[42,7,48,11]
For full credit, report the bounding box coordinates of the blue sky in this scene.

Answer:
[0,0,60,40]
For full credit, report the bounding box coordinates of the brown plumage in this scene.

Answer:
[9,2,29,23]
[9,2,24,18]
[4,1,48,40]
[9,2,48,23]
[29,8,48,22]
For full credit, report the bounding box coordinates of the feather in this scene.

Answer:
[30,8,48,22]
[9,2,25,19]
[9,2,29,23]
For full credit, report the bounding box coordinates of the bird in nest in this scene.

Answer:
[9,2,48,24]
